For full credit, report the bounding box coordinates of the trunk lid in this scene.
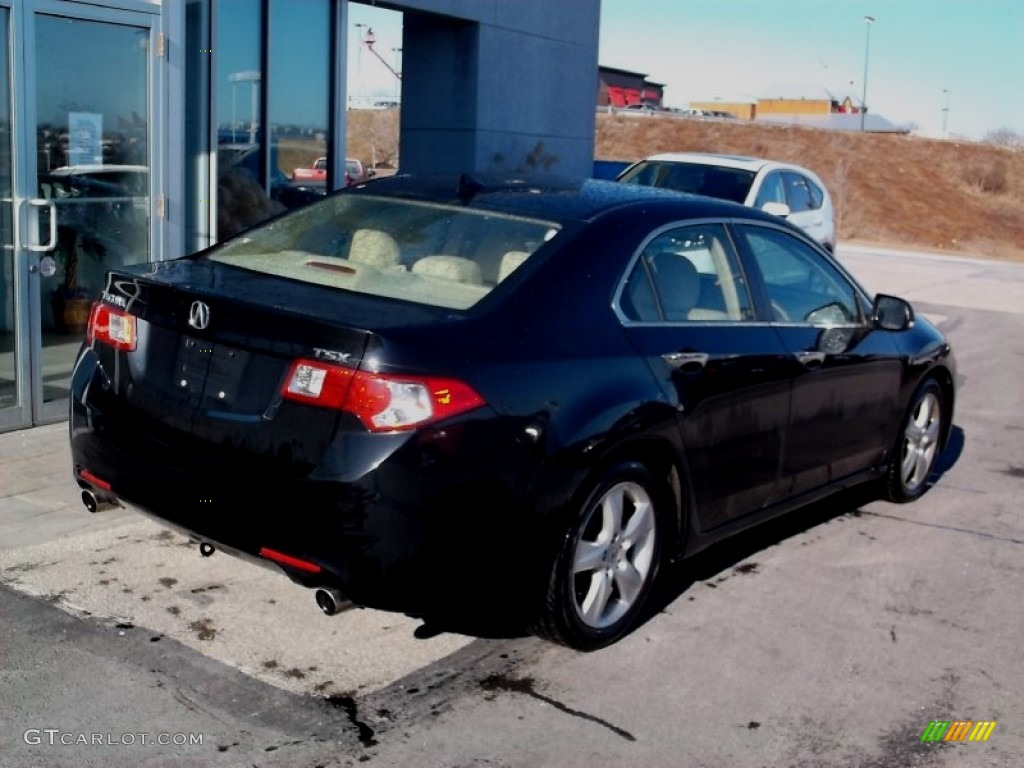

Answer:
[97,258,425,465]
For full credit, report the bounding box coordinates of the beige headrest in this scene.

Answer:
[349,229,400,269]
[412,255,483,284]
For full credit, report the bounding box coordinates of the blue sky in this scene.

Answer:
[349,0,1023,140]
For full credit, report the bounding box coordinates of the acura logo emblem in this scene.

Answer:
[188,301,210,330]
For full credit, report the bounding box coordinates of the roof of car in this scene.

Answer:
[640,152,792,173]
[345,172,751,222]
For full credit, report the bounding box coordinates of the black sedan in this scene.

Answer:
[70,175,955,650]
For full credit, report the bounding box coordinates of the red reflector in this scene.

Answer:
[281,359,485,432]
[79,469,112,492]
[258,547,322,574]
[87,302,137,352]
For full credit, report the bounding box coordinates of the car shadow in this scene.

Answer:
[644,424,966,631]
[933,424,965,478]
[411,428,966,646]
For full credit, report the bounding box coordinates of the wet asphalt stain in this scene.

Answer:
[734,562,759,575]
[480,674,636,742]
[1001,464,1024,479]
[188,618,218,641]
[189,583,225,594]
[325,693,379,747]
[890,626,897,643]
[746,721,761,730]
[158,577,178,589]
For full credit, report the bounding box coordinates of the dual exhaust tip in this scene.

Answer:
[81,489,119,514]
[315,587,348,616]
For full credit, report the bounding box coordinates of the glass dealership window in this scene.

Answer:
[211,0,331,243]
[269,0,330,209]
[215,0,273,241]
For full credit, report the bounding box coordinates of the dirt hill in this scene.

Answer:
[343,109,1024,262]
[596,113,1024,261]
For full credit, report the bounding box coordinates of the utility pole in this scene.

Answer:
[860,15,875,132]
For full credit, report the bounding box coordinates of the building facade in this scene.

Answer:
[597,66,664,109]
[0,0,600,434]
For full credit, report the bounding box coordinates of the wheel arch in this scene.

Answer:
[587,435,689,560]
[926,364,956,449]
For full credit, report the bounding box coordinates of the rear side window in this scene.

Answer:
[620,223,753,323]
[209,195,559,310]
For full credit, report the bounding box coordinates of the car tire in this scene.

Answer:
[884,379,944,503]
[535,461,666,650]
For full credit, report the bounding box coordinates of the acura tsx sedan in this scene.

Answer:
[70,174,955,650]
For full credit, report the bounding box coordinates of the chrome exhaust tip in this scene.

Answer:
[81,489,118,514]
[315,588,348,617]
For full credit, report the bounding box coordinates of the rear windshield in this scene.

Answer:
[618,161,755,204]
[209,194,559,310]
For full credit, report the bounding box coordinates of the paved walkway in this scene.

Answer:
[0,422,136,549]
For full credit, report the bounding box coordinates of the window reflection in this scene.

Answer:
[215,0,277,240]
[215,0,331,242]
[270,0,330,206]
[35,14,150,340]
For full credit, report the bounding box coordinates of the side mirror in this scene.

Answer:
[761,201,791,218]
[872,294,915,331]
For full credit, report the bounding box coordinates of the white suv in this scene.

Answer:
[617,152,836,252]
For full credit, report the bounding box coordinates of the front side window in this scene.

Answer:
[620,223,753,323]
[782,172,816,212]
[753,172,786,209]
[209,195,558,310]
[738,226,859,325]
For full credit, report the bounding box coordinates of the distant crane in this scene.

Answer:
[362,28,402,82]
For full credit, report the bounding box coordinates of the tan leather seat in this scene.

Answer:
[349,229,401,269]
[498,250,530,282]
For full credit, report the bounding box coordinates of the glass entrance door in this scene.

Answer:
[3,0,157,431]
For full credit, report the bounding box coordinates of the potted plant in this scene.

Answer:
[51,226,98,335]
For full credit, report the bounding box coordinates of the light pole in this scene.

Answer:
[860,15,875,132]
[353,22,367,107]
[942,89,950,137]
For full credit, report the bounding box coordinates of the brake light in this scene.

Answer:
[87,302,137,351]
[281,359,485,432]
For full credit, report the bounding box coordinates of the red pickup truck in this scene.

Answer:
[291,157,368,186]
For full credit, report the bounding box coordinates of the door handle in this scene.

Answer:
[796,350,826,368]
[662,351,709,372]
[26,198,58,252]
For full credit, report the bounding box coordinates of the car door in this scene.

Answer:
[733,223,904,500]
[617,222,793,530]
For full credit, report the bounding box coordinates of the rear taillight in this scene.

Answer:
[87,302,137,352]
[281,359,485,432]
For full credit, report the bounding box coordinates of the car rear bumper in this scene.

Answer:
[70,347,538,613]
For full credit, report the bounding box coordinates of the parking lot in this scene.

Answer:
[2,244,1022,766]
